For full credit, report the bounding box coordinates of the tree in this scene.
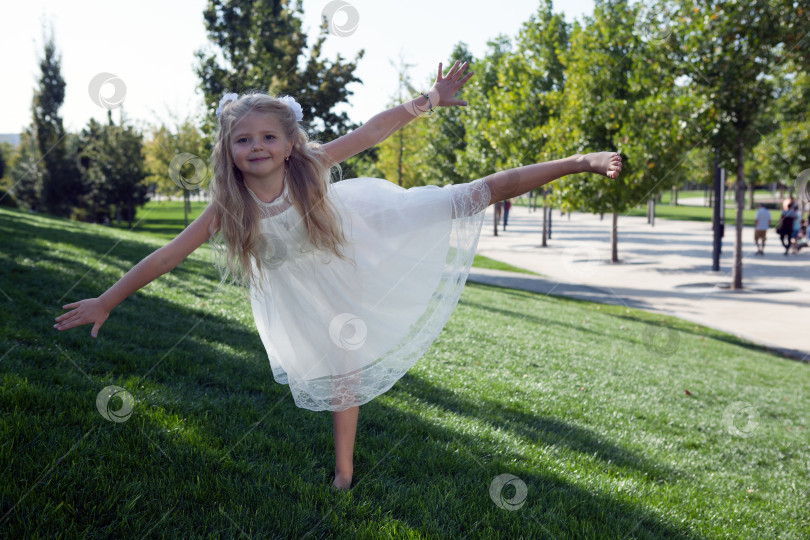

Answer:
[195,0,363,142]
[667,0,788,288]
[373,57,430,188]
[416,43,475,186]
[547,0,687,262]
[751,65,810,200]
[32,28,82,218]
[9,130,44,211]
[487,0,568,171]
[144,117,211,227]
[78,113,148,227]
[485,1,570,243]
[455,36,513,183]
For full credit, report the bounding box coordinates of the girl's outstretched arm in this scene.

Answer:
[54,204,219,338]
[322,60,473,164]
[484,152,623,204]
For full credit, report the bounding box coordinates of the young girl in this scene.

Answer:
[54,60,622,491]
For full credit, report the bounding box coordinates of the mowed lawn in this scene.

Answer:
[1,202,808,539]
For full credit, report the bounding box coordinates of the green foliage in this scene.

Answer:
[143,118,211,226]
[668,0,784,165]
[375,118,428,188]
[416,43,475,186]
[371,57,431,188]
[455,36,513,181]
[195,0,363,141]
[9,131,43,211]
[77,114,149,227]
[0,188,17,208]
[546,0,679,219]
[664,0,804,287]
[32,29,82,218]
[487,1,569,169]
[752,67,810,187]
[0,142,15,190]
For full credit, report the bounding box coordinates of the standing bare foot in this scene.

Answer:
[575,152,623,179]
[332,471,353,491]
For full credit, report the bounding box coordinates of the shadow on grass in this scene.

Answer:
[1,208,220,305]
[2,207,703,538]
[332,379,702,539]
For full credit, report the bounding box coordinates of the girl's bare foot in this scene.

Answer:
[332,472,352,491]
[576,152,623,179]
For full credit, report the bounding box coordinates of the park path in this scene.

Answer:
[470,203,810,361]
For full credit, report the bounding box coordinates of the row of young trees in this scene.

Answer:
[359,0,808,288]
[4,0,363,227]
[3,0,807,288]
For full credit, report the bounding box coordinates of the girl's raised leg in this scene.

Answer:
[484,152,622,204]
[332,406,359,490]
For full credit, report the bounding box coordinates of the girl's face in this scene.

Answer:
[230,111,292,184]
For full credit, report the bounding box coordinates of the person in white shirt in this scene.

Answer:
[754,203,771,255]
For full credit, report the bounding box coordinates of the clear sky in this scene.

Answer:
[1,0,594,135]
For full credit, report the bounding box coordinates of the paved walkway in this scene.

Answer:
[470,203,810,361]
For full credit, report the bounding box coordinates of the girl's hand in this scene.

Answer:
[431,60,474,107]
[54,298,110,338]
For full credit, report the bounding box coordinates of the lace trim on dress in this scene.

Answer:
[246,181,294,218]
[447,177,492,219]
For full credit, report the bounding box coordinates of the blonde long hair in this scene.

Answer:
[207,92,347,294]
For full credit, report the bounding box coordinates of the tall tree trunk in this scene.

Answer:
[184,191,190,228]
[731,140,745,290]
[611,211,619,263]
[541,198,548,247]
[748,181,756,210]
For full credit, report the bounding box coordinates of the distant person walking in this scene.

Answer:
[754,203,770,255]
[503,198,511,230]
[778,203,799,255]
[790,203,802,254]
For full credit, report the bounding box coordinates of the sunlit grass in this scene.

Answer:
[1,206,808,538]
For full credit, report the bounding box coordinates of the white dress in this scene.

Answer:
[246,177,490,411]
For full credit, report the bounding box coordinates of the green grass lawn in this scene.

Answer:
[1,206,808,538]
[472,254,539,275]
[622,204,761,227]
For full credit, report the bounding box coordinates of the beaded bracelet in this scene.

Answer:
[420,91,436,115]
